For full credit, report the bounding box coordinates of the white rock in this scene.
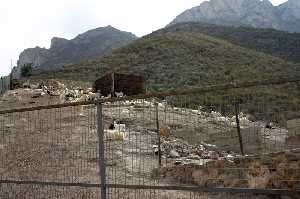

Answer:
[211,111,222,118]
[191,109,198,114]
[169,150,180,158]
[122,109,130,115]
[188,154,201,160]
[216,116,228,122]
[226,154,234,159]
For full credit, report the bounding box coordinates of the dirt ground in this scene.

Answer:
[0,88,298,199]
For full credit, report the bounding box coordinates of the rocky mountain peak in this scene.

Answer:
[169,0,300,33]
[74,26,122,40]
[261,0,273,7]
[279,0,300,9]
[50,37,69,50]
[17,47,49,68]
[277,0,300,32]
[15,26,137,79]
[286,0,300,5]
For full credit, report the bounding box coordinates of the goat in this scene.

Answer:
[115,92,124,98]
[87,92,100,101]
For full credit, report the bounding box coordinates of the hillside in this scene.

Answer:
[30,31,300,119]
[169,0,300,33]
[32,31,300,88]
[156,22,300,63]
[14,26,137,79]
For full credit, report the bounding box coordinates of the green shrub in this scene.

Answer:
[21,63,33,77]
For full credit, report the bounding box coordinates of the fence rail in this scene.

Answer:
[0,179,297,195]
[1,76,299,114]
[0,77,300,198]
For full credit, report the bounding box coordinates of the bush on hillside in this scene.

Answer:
[21,63,33,77]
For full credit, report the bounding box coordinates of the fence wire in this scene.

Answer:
[0,80,299,198]
[0,104,103,198]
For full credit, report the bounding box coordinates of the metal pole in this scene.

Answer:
[1,77,3,95]
[9,69,13,90]
[111,72,115,97]
[2,77,5,94]
[235,101,245,156]
[155,102,162,166]
[96,101,107,199]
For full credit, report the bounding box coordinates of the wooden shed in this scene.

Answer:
[93,72,146,97]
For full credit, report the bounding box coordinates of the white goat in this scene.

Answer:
[115,92,124,98]
[88,92,99,101]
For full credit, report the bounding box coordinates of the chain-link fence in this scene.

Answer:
[0,78,299,198]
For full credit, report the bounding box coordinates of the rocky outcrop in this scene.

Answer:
[278,0,300,33]
[50,37,69,50]
[17,47,50,69]
[15,47,50,79]
[15,26,137,79]
[169,0,300,33]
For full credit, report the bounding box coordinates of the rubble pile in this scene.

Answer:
[152,150,300,190]
[154,136,239,165]
[0,80,101,110]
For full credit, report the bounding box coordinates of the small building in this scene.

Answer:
[93,72,146,97]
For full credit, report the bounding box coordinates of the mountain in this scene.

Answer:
[31,30,300,118]
[169,0,300,33]
[33,31,300,90]
[156,22,300,63]
[14,26,137,79]
[278,0,300,33]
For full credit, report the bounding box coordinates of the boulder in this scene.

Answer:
[169,150,180,158]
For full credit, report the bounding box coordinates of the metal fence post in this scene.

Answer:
[234,101,245,156]
[0,77,3,95]
[96,100,107,199]
[155,102,162,166]
[9,70,13,90]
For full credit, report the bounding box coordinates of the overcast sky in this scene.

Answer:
[0,0,288,76]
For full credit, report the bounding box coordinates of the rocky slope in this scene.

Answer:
[15,26,137,78]
[169,0,300,33]
[278,0,300,33]
[154,150,300,191]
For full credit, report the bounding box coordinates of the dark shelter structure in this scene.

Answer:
[93,72,146,96]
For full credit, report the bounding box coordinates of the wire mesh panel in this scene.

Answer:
[102,100,160,187]
[0,183,100,199]
[100,82,300,198]
[0,79,299,199]
[0,104,101,198]
[103,187,296,199]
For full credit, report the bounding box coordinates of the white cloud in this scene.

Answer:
[0,0,289,76]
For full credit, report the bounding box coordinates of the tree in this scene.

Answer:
[21,63,33,77]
